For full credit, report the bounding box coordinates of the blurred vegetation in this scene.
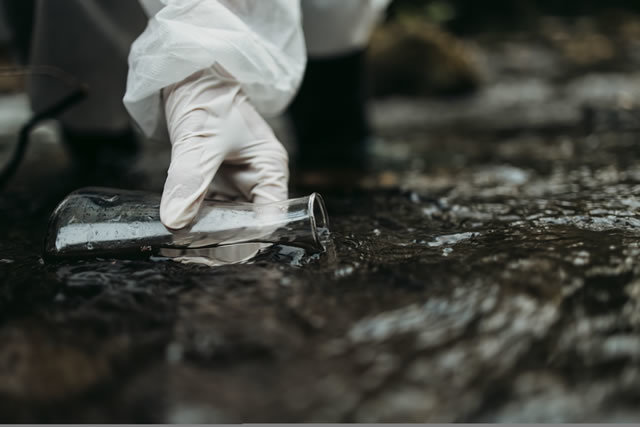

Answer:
[369,0,640,98]
[388,0,640,33]
[368,16,481,97]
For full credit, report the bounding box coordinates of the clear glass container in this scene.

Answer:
[45,187,330,259]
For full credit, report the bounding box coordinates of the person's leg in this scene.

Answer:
[27,0,147,179]
[29,0,146,131]
[289,0,391,171]
[288,50,370,170]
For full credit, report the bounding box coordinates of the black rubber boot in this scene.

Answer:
[63,127,140,185]
[288,49,371,172]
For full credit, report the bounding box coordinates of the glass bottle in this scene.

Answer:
[45,187,330,259]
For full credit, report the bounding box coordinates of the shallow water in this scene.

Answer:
[2,22,640,422]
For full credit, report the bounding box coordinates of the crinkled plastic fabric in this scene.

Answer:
[301,0,392,57]
[124,0,306,138]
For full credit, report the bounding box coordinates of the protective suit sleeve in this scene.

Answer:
[301,0,392,58]
[124,0,306,138]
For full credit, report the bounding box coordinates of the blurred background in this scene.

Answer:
[0,0,639,182]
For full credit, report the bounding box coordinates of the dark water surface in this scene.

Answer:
[2,21,640,422]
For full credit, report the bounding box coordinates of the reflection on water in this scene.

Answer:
[158,243,270,267]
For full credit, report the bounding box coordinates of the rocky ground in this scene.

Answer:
[1,14,640,422]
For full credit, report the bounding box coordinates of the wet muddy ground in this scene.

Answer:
[2,18,640,422]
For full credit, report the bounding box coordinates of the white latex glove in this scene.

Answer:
[160,68,289,230]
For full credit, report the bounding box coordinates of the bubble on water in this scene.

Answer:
[166,341,184,364]
[427,232,480,247]
[571,250,590,266]
[280,277,292,286]
[422,206,441,217]
[334,265,356,278]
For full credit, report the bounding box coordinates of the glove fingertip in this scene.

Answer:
[160,194,203,230]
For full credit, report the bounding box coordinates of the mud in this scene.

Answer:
[1,16,640,422]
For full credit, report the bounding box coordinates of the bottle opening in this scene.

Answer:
[309,192,330,249]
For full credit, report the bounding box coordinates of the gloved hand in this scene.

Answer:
[160,68,289,230]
